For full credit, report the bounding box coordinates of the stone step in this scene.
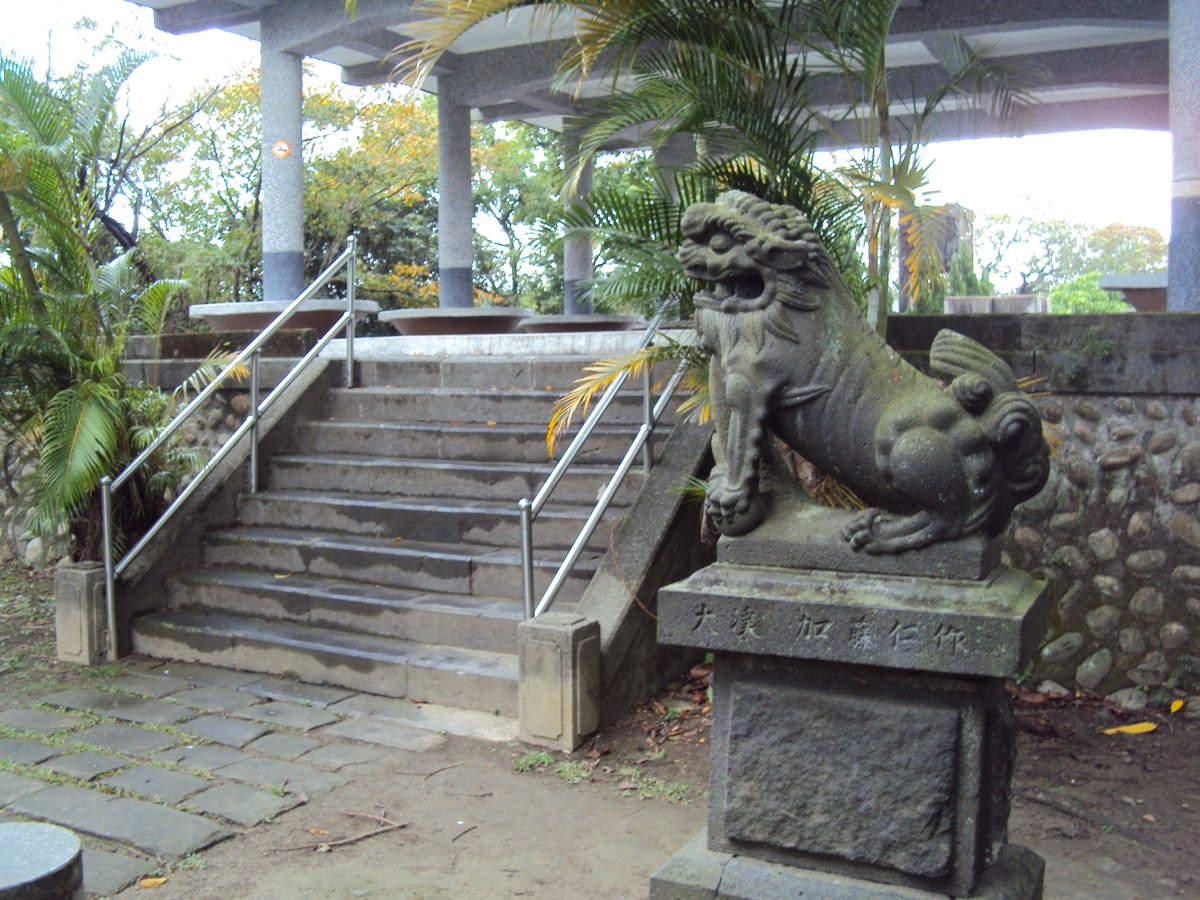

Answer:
[168,568,526,654]
[292,419,645,465]
[202,526,598,603]
[130,610,518,716]
[266,453,645,506]
[326,386,670,427]
[354,355,680,392]
[237,490,615,551]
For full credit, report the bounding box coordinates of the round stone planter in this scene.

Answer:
[189,299,379,333]
[516,314,643,334]
[0,823,83,899]
[378,307,532,336]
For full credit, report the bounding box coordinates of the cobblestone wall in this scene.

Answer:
[1006,394,1199,701]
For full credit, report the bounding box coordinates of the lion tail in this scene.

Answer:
[931,329,1050,508]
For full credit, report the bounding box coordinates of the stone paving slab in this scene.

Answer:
[40,751,129,781]
[244,733,319,760]
[178,714,269,748]
[171,686,264,713]
[0,771,50,806]
[232,701,339,732]
[0,737,58,765]
[9,785,229,857]
[39,689,193,725]
[322,717,447,753]
[329,694,518,743]
[0,708,86,736]
[149,662,263,688]
[153,744,250,772]
[239,677,355,708]
[82,848,154,897]
[71,722,180,756]
[215,757,348,796]
[298,742,386,771]
[102,766,212,804]
[99,671,192,699]
[187,783,303,827]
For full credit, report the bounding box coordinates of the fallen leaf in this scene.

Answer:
[392,536,404,543]
[617,781,638,791]
[486,419,497,427]
[1170,699,1185,714]
[1142,813,1157,823]
[139,877,169,889]
[1102,721,1157,735]
[273,573,290,580]
[305,828,330,836]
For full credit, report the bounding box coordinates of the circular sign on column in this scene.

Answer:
[271,139,292,158]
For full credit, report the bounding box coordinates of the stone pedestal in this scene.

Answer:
[54,561,108,665]
[652,505,1049,899]
[0,822,84,899]
[518,612,601,751]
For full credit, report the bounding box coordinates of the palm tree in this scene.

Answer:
[0,52,229,561]
[387,0,1039,327]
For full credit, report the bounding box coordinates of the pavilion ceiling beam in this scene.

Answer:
[802,40,1167,112]
[888,0,1166,39]
[153,0,270,35]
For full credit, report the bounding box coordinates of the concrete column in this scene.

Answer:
[562,127,595,315]
[437,89,475,308]
[1170,0,1200,311]
[654,132,696,202]
[260,25,305,303]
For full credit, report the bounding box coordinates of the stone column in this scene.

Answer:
[653,132,696,202]
[437,86,475,308]
[1169,0,1200,311]
[562,126,595,315]
[259,21,305,303]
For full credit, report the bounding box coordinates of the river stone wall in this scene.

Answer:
[889,314,1200,702]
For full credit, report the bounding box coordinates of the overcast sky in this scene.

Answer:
[4,0,1174,243]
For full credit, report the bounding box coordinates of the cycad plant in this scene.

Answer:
[0,53,232,562]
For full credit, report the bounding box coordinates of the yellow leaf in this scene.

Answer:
[1170,699,1185,714]
[486,420,497,427]
[139,877,169,889]
[305,828,330,836]
[274,574,290,580]
[1101,721,1157,735]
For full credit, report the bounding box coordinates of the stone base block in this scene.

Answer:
[650,830,1044,900]
[517,612,600,750]
[54,562,108,665]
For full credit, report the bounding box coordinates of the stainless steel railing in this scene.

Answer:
[99,237,359,660]
[518,301,687,618]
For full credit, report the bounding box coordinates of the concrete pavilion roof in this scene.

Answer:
[129,0,1169,144]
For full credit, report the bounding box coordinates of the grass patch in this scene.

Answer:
[555,760,589,784]
[512,750,554,773]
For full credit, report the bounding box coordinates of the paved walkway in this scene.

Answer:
[0,660,516,896]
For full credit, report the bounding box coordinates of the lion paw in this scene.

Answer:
[842,509,950,555]
[705,477,766,537]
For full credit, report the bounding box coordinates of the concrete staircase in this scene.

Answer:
[130,357,658,719]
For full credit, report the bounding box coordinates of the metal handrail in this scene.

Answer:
[518,299,688,618]
[99,237,359,660]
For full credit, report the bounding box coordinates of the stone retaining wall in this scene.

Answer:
[890,314,1200,701]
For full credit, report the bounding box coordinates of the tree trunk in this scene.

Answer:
[0,191,43,314]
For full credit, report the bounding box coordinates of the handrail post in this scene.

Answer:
[248,348,261,493]
[518,498,535,619]
[641,362,654,475]
[100,476,118,661]
[345,235,357,388]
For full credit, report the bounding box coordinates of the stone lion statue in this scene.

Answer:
[678,190,1050,554]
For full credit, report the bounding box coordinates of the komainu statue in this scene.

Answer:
[678,190,1050,554]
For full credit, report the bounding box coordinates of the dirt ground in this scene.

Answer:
[1,561,1197,899]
